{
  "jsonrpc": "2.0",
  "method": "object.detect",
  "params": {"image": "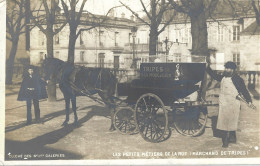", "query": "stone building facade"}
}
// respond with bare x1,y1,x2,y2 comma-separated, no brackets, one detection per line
29,12,259,71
